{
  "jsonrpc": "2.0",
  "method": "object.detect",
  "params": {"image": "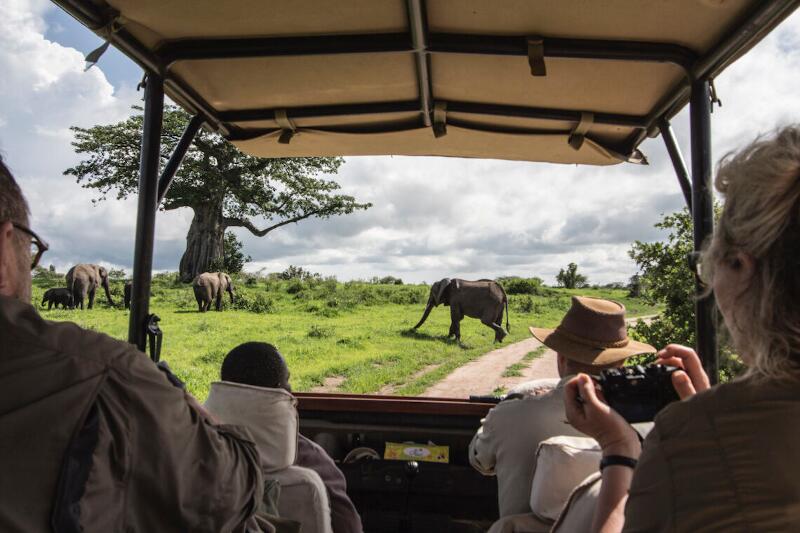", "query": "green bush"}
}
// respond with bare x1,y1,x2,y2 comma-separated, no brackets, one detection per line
514,295,535,313
230,288,274,313
286,280,304,294
503,277,544,295
308,324,334,338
